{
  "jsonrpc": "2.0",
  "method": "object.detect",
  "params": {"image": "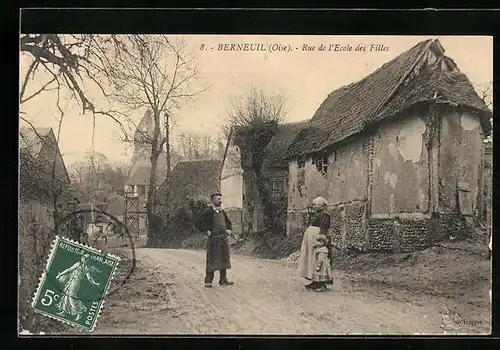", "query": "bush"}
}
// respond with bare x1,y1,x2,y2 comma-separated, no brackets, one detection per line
180,234,209,250
159,198,209,247
251,230,303,259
